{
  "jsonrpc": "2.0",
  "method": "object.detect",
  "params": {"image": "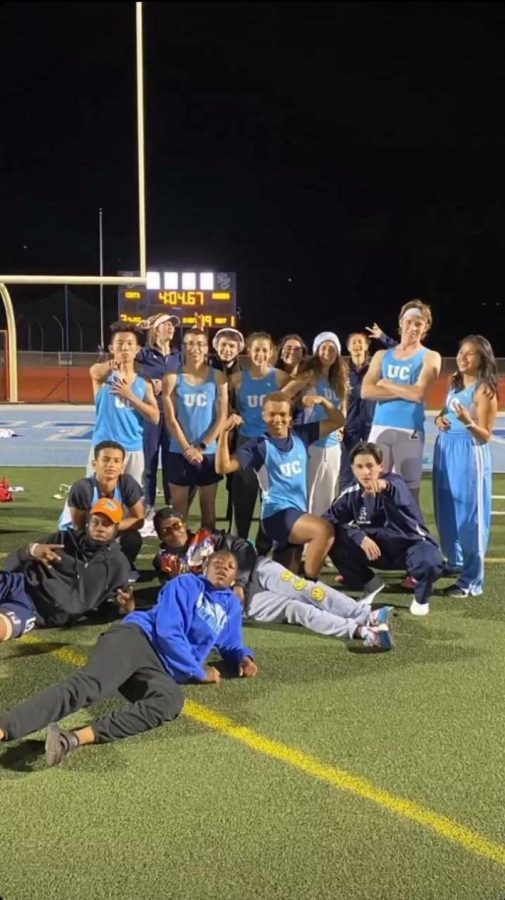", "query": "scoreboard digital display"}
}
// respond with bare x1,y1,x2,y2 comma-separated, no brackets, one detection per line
118,271,237,329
